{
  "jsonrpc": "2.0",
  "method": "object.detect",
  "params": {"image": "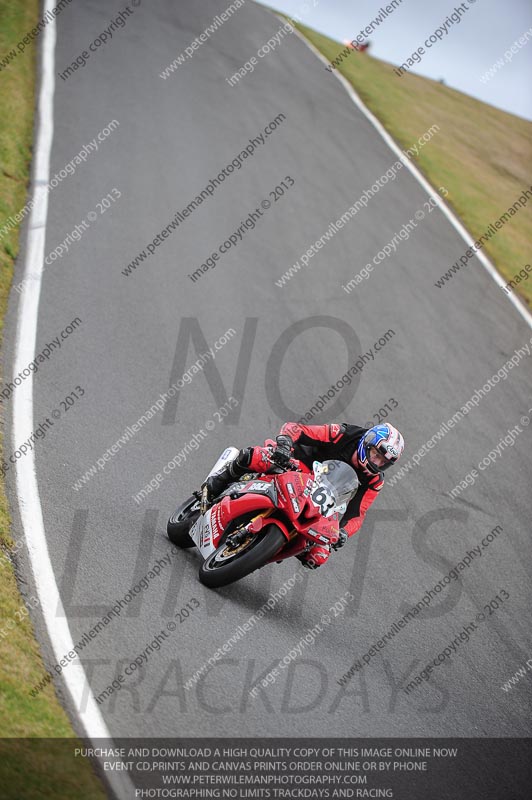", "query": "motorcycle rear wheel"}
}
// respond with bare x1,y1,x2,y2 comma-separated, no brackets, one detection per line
199,524,286,588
